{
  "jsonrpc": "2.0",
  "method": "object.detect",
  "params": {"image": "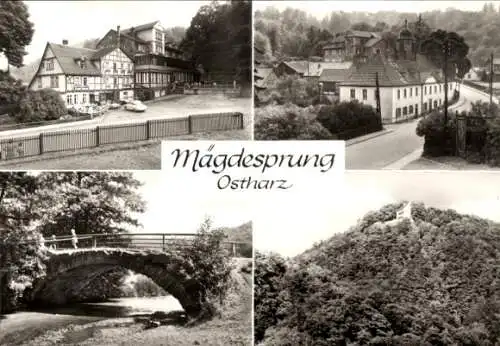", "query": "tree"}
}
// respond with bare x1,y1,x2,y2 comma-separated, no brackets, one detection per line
421,29,470,80
254,111,333,140
180,1,251,90
0,71,26,115
15,88,67,123
34,172,146,239
0,1,35,68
